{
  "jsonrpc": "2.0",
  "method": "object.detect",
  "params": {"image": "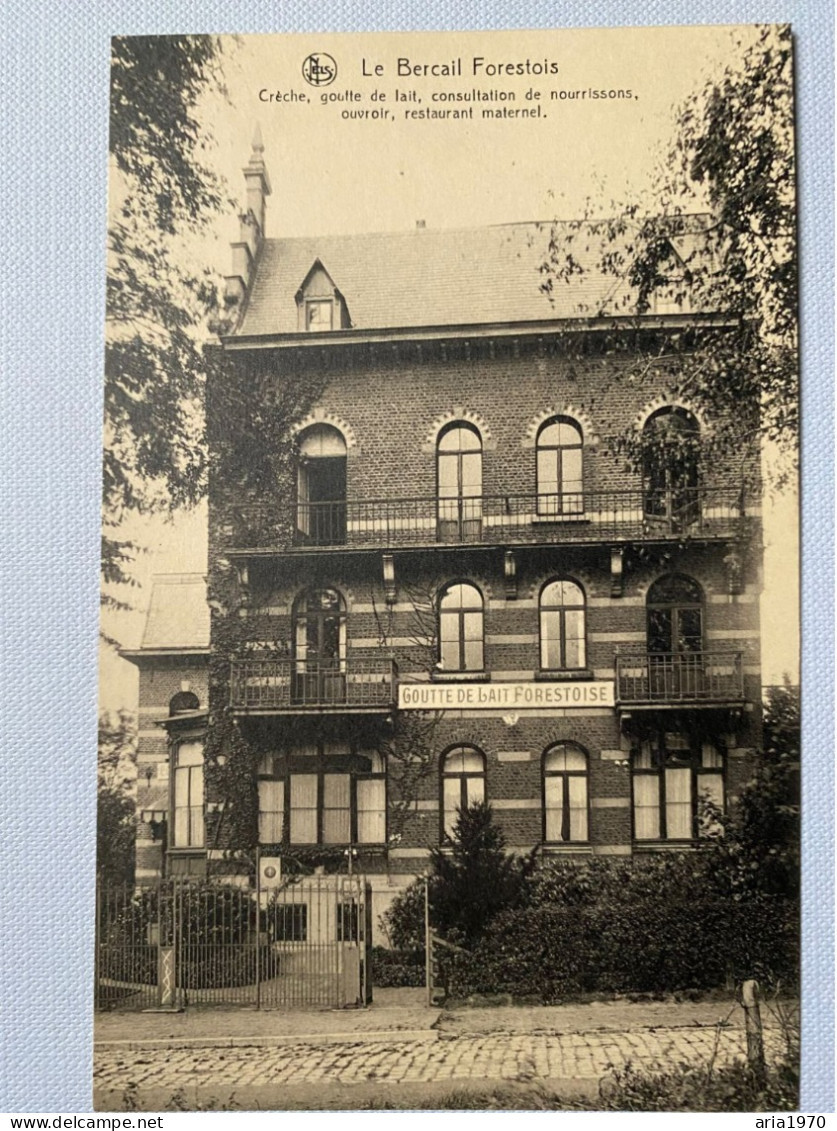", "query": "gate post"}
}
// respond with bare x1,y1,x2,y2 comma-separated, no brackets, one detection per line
255,847,261,1011
157,879,177,1008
